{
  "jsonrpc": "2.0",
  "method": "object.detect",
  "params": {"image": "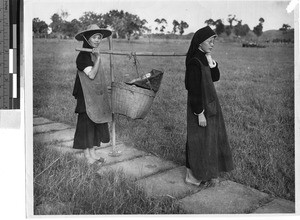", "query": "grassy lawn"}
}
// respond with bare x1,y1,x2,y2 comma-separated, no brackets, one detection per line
34,143,185,214
33,38,294,202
